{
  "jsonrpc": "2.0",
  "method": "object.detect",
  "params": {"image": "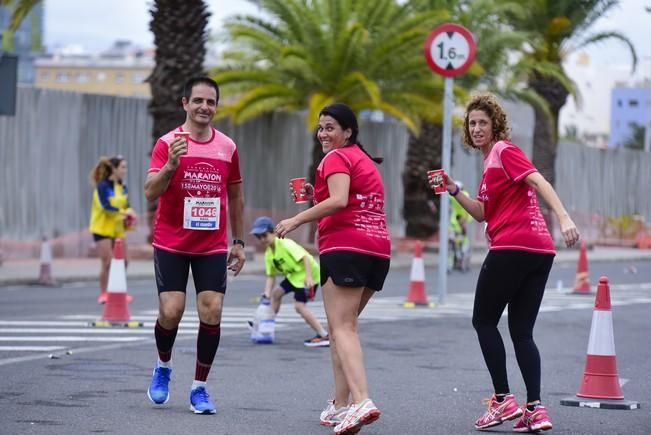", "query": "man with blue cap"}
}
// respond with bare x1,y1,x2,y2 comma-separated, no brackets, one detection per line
250,216,329,346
